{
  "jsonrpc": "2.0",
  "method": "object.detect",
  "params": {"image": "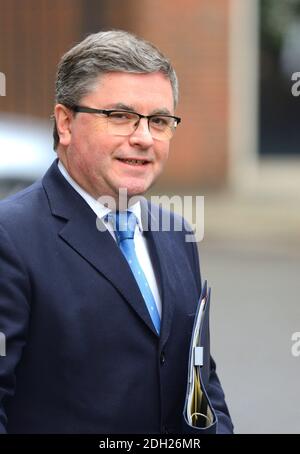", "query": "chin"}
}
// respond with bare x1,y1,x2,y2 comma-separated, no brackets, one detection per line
120,178,153,197
126,186,149,198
